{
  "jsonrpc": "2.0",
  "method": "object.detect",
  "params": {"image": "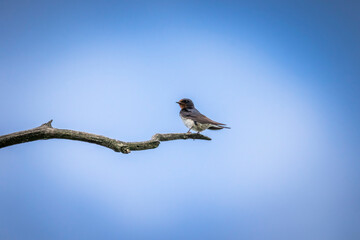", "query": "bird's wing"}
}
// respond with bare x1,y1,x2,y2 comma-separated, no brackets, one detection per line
182,109,227,126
